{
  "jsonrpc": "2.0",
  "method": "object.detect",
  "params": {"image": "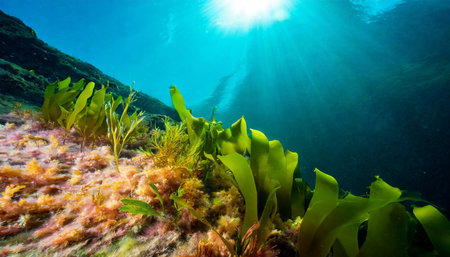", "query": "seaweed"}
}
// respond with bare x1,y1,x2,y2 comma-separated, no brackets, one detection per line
105,86,144,174
42,76,145,170
170,87,298,219
171,86,301,253
30,80,450,256
216,117,250,156
170,85,250,157
142,118,202,169
170,192,237,255
57,81,95,149
218,153,259,233
169,86,450,257
248,129,299,220
296,170,450,257
120,182,165,216
41,78,116,150
413,205,450,256
57,81,95,133
75,85,112,147
41,77,85,124
296,171,409,257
